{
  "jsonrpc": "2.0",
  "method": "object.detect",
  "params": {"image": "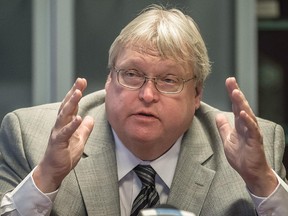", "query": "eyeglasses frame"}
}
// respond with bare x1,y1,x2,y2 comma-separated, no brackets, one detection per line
112,67,197,94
